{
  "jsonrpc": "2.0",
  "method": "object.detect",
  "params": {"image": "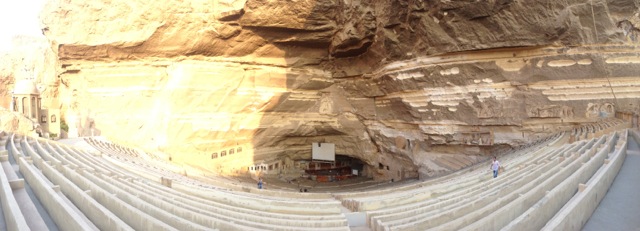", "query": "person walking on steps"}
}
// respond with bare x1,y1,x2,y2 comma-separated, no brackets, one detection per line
491,156,500,178
258,178,263,189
